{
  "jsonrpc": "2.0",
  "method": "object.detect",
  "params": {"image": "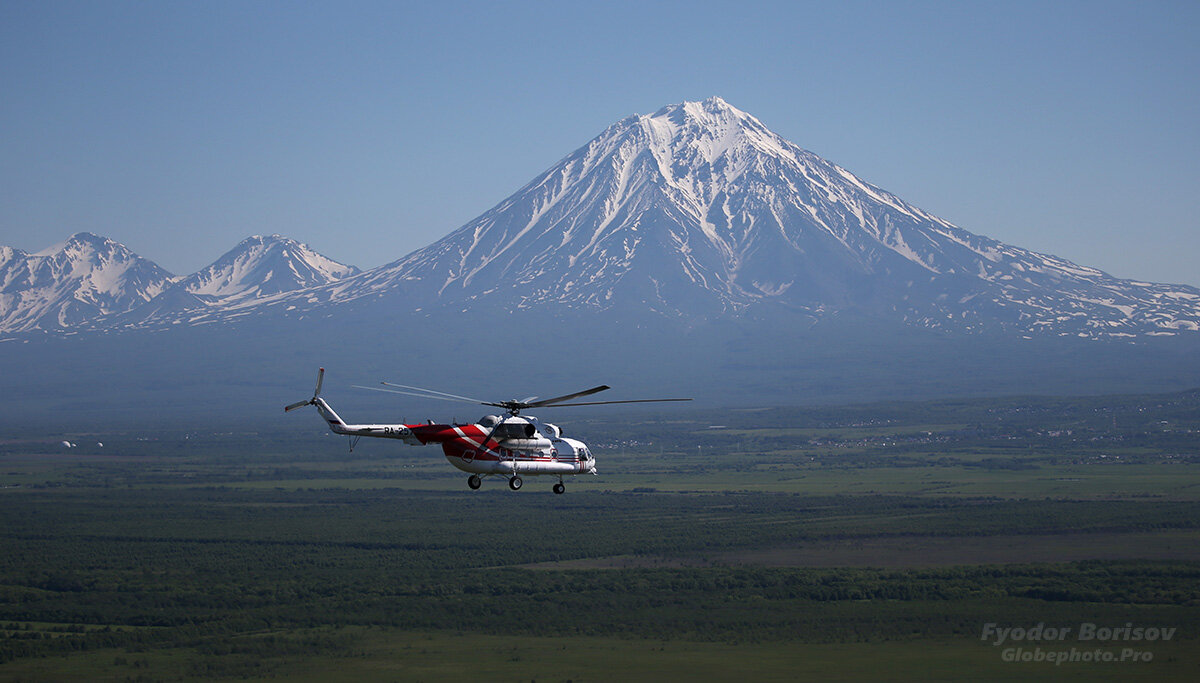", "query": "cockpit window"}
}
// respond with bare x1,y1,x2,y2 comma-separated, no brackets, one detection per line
495,422,536,439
